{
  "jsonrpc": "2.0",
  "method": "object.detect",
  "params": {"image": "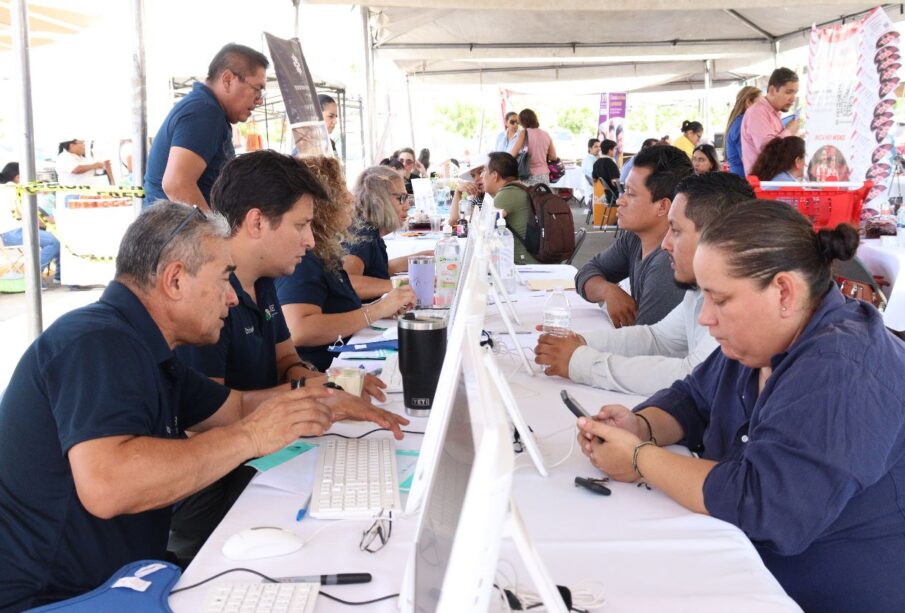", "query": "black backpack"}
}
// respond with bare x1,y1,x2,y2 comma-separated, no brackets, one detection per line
506,183,575,264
